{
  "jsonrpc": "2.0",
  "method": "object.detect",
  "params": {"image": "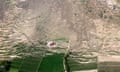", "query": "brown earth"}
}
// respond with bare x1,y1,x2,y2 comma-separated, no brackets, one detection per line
1,0,120,61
